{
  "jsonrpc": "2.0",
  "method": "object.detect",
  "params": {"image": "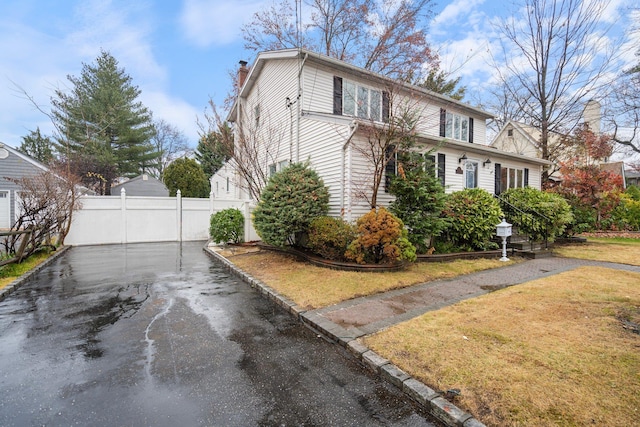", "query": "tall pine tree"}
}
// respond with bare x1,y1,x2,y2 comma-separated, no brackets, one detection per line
51,50,158,193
